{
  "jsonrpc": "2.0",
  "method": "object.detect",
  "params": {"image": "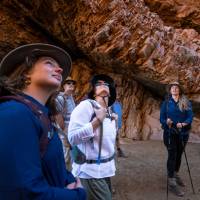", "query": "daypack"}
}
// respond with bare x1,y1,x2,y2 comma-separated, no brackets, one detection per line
0,95,52,158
